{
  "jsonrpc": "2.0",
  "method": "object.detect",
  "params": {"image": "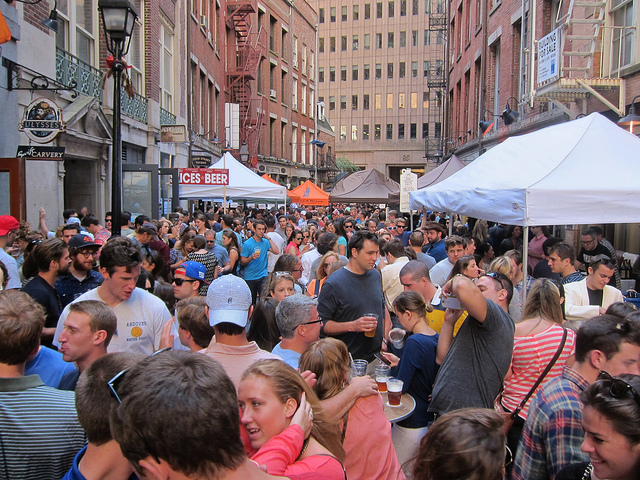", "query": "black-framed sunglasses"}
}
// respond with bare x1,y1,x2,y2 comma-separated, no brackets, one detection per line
105,218,112,223
173,278,197,286
299,319,323,326
108,347,172,463
598,371,640,406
